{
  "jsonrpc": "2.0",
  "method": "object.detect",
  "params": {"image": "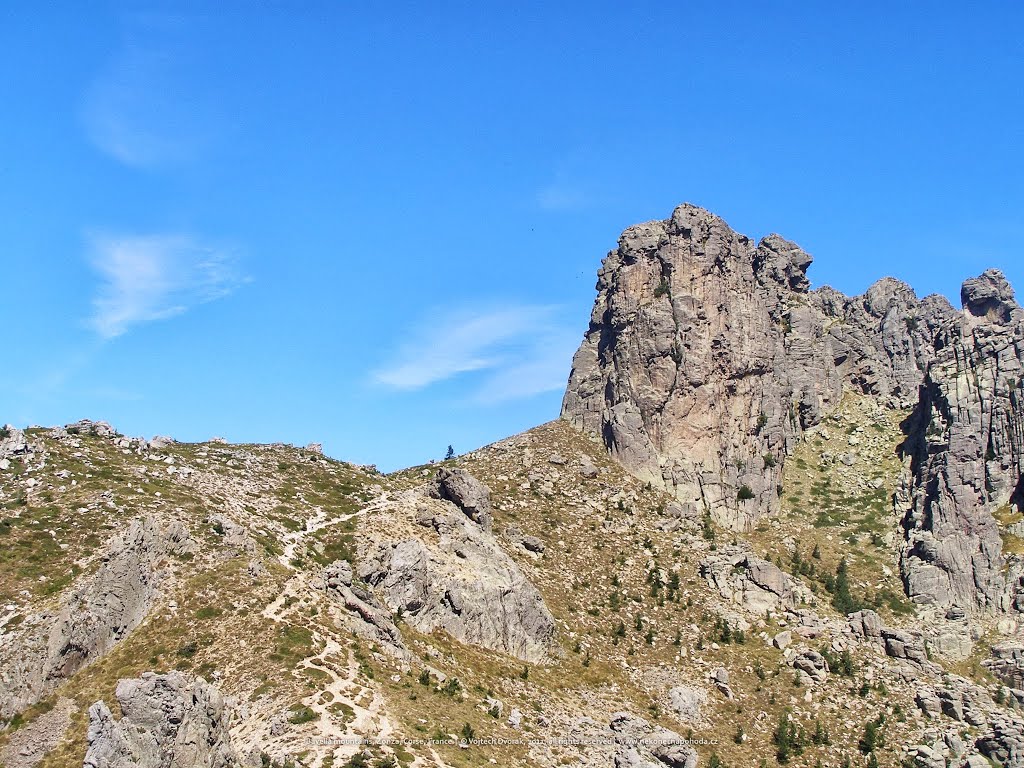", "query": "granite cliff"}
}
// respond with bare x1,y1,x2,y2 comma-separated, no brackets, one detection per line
562,203,1024,615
